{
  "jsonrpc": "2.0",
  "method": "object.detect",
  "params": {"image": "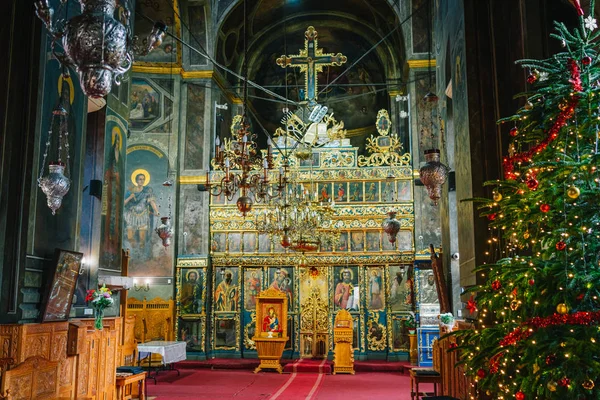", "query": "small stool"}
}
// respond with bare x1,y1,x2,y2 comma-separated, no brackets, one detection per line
116,371,146,400
409,368,442,400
